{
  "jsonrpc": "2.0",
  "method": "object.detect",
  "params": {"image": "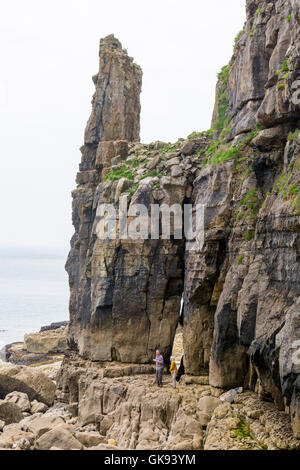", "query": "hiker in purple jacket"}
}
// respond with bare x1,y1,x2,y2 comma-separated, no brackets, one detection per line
154,350,164,387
